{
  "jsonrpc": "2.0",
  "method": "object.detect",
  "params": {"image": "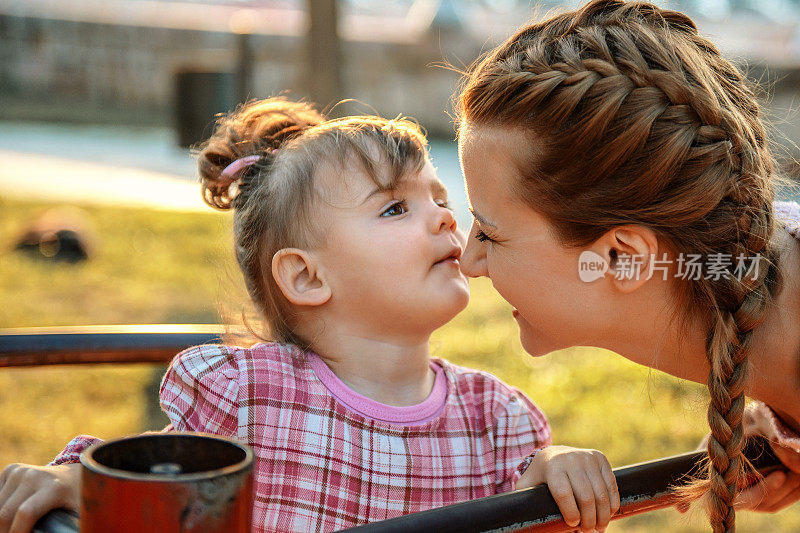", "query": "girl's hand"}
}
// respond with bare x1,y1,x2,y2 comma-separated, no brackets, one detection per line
0,463,81,533
517,445,620,532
